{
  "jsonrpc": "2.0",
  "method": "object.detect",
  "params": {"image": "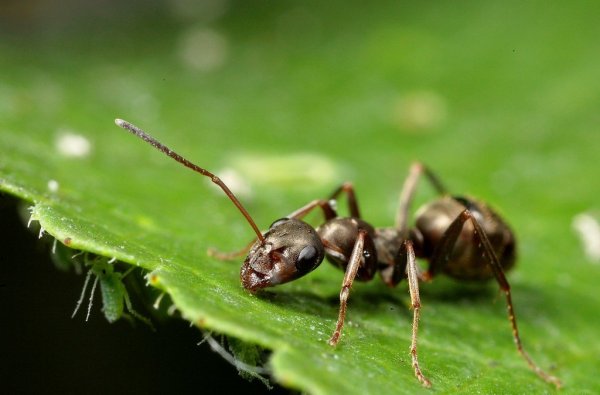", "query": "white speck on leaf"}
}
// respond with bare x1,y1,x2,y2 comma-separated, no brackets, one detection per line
572,212,600,262
47,179,59,193
56,132,91,158
177,28,228,72
391,90,447,132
